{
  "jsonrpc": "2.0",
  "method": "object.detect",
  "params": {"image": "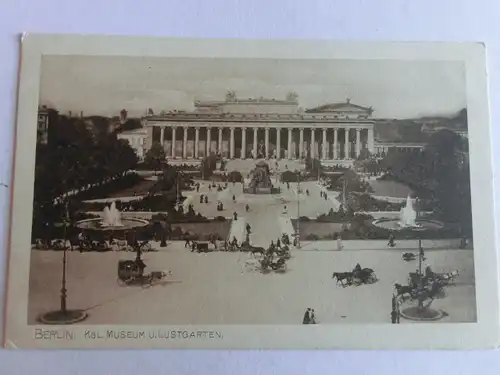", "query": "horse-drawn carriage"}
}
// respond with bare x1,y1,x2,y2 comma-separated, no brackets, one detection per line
117,260,171,287
332,264,378,287
260,253,287,272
